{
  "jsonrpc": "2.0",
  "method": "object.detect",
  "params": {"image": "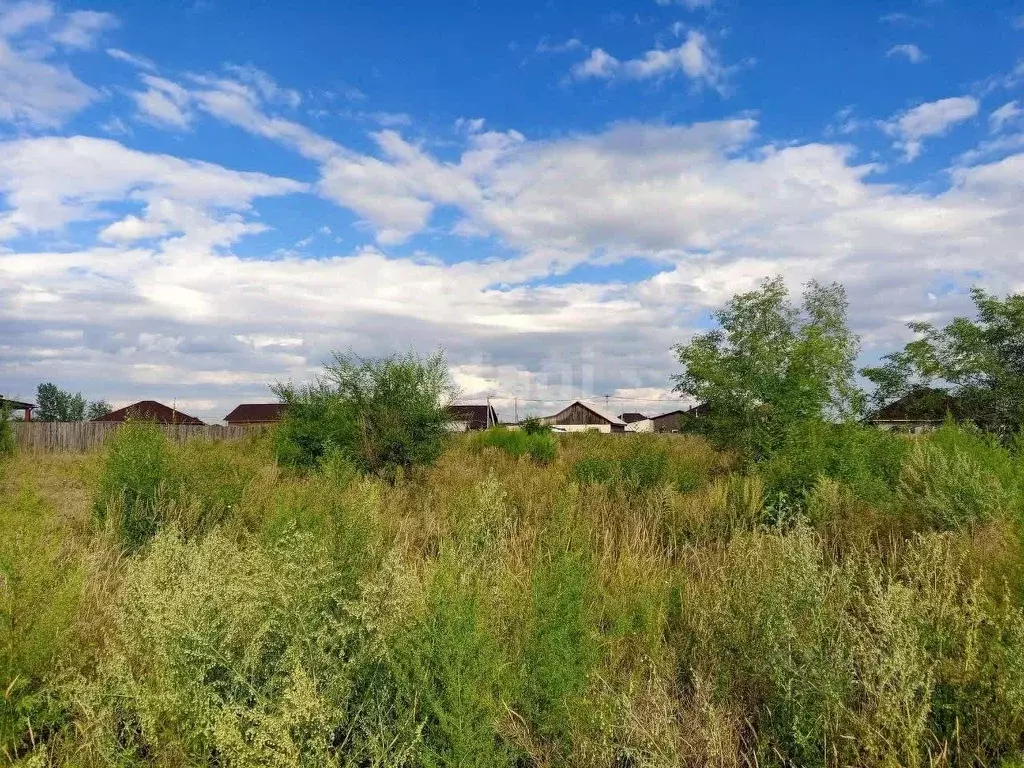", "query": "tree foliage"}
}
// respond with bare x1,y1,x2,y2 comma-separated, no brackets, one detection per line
672,277,862,458
35,383,110,422
36,383,86,422
861,287,1024,434
85,399,113,420
273,349,456,478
